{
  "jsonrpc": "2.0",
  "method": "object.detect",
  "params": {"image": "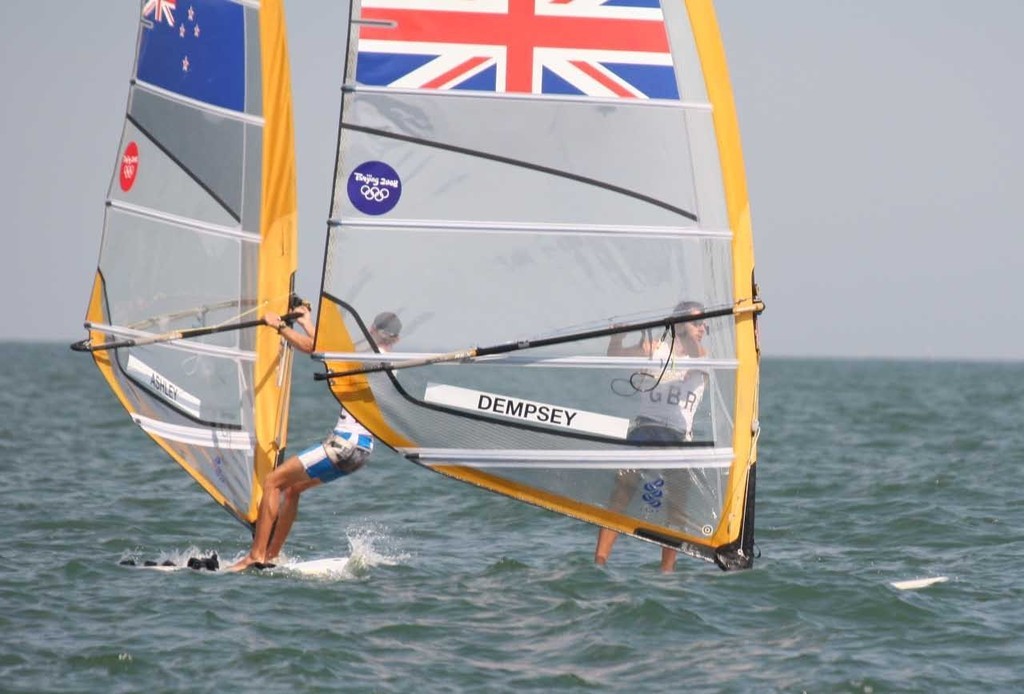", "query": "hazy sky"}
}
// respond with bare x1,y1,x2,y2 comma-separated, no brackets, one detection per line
3,1,1022,360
